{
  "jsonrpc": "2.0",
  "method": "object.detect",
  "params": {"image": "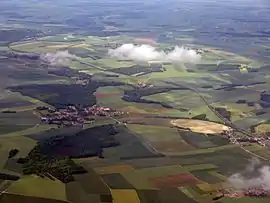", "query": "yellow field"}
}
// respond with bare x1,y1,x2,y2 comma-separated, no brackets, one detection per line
197,182,224,192
10,41,40,48
46,44,70,49
71,43,89,48
94,165,134,175
0,136,36,169
171,119,230,134
255,123,270,133
111,189,140,203
7,175,67,201
232,56,251,63
207,49,235,56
